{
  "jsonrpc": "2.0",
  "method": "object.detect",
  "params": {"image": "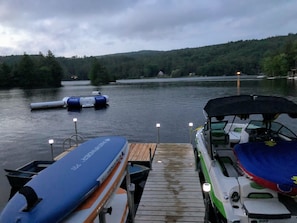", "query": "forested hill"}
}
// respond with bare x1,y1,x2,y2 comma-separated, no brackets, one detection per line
61,33,297,80
96,33,297,80
1,33,297,87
